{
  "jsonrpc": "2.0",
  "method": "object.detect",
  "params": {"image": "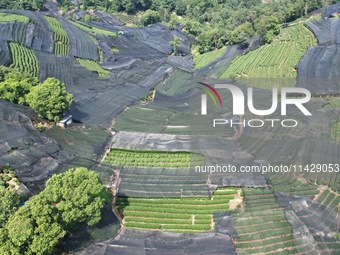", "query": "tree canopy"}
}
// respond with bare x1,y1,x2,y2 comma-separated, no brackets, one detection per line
26,78,74,122
0,0,47,10
0,67,39,105
0,188,20,229
54,0,329,52
0,67,73,122
0,168,109,255
170,36,181,55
